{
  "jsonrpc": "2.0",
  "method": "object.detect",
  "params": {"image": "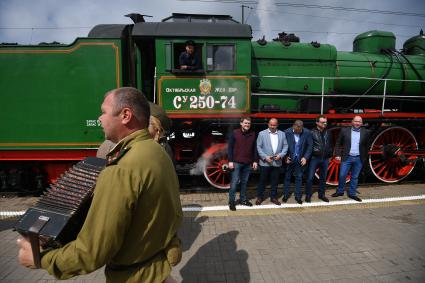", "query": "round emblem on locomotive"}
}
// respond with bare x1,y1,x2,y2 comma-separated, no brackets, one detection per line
199,79,212,95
